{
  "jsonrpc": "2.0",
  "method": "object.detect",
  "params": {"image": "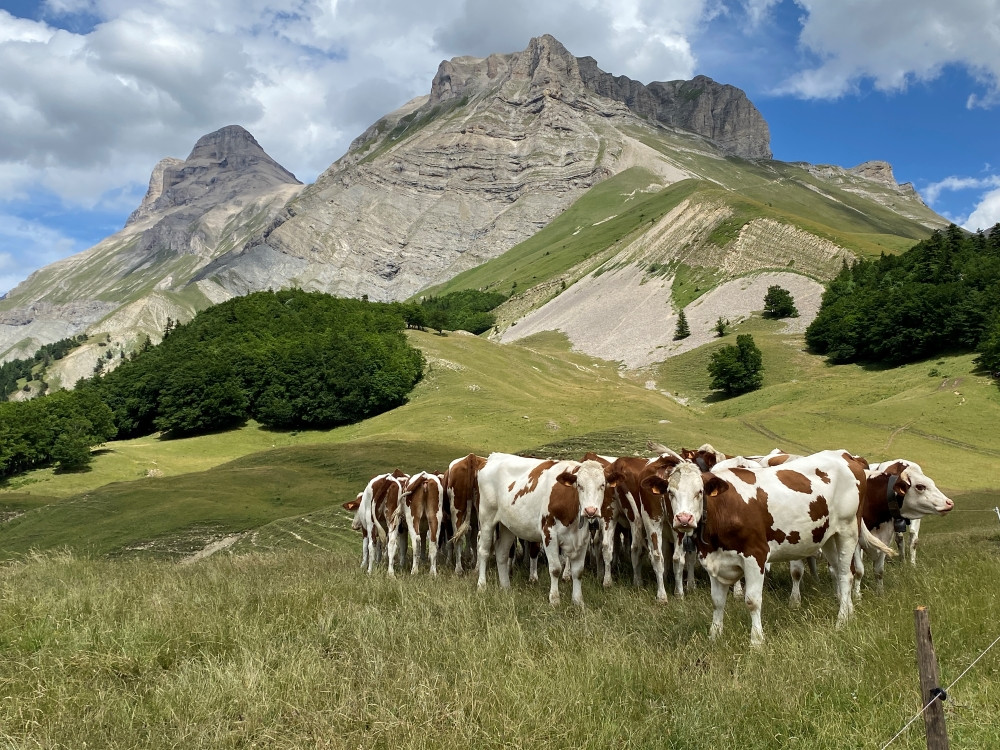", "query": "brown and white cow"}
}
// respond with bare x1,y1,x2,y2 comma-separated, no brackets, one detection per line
401,471,446,576
343,491,368,569
443,453,488,574
644,450,896,646
854,459,953,593
354,470,409,576
476,453,616,606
